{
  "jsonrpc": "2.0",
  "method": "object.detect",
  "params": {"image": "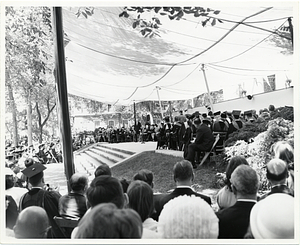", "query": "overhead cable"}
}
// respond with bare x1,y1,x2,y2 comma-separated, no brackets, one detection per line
123,7,273,100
